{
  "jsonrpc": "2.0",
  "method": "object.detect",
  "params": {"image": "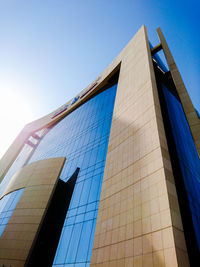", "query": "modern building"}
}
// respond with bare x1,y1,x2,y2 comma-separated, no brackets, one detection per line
0,26,199,267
